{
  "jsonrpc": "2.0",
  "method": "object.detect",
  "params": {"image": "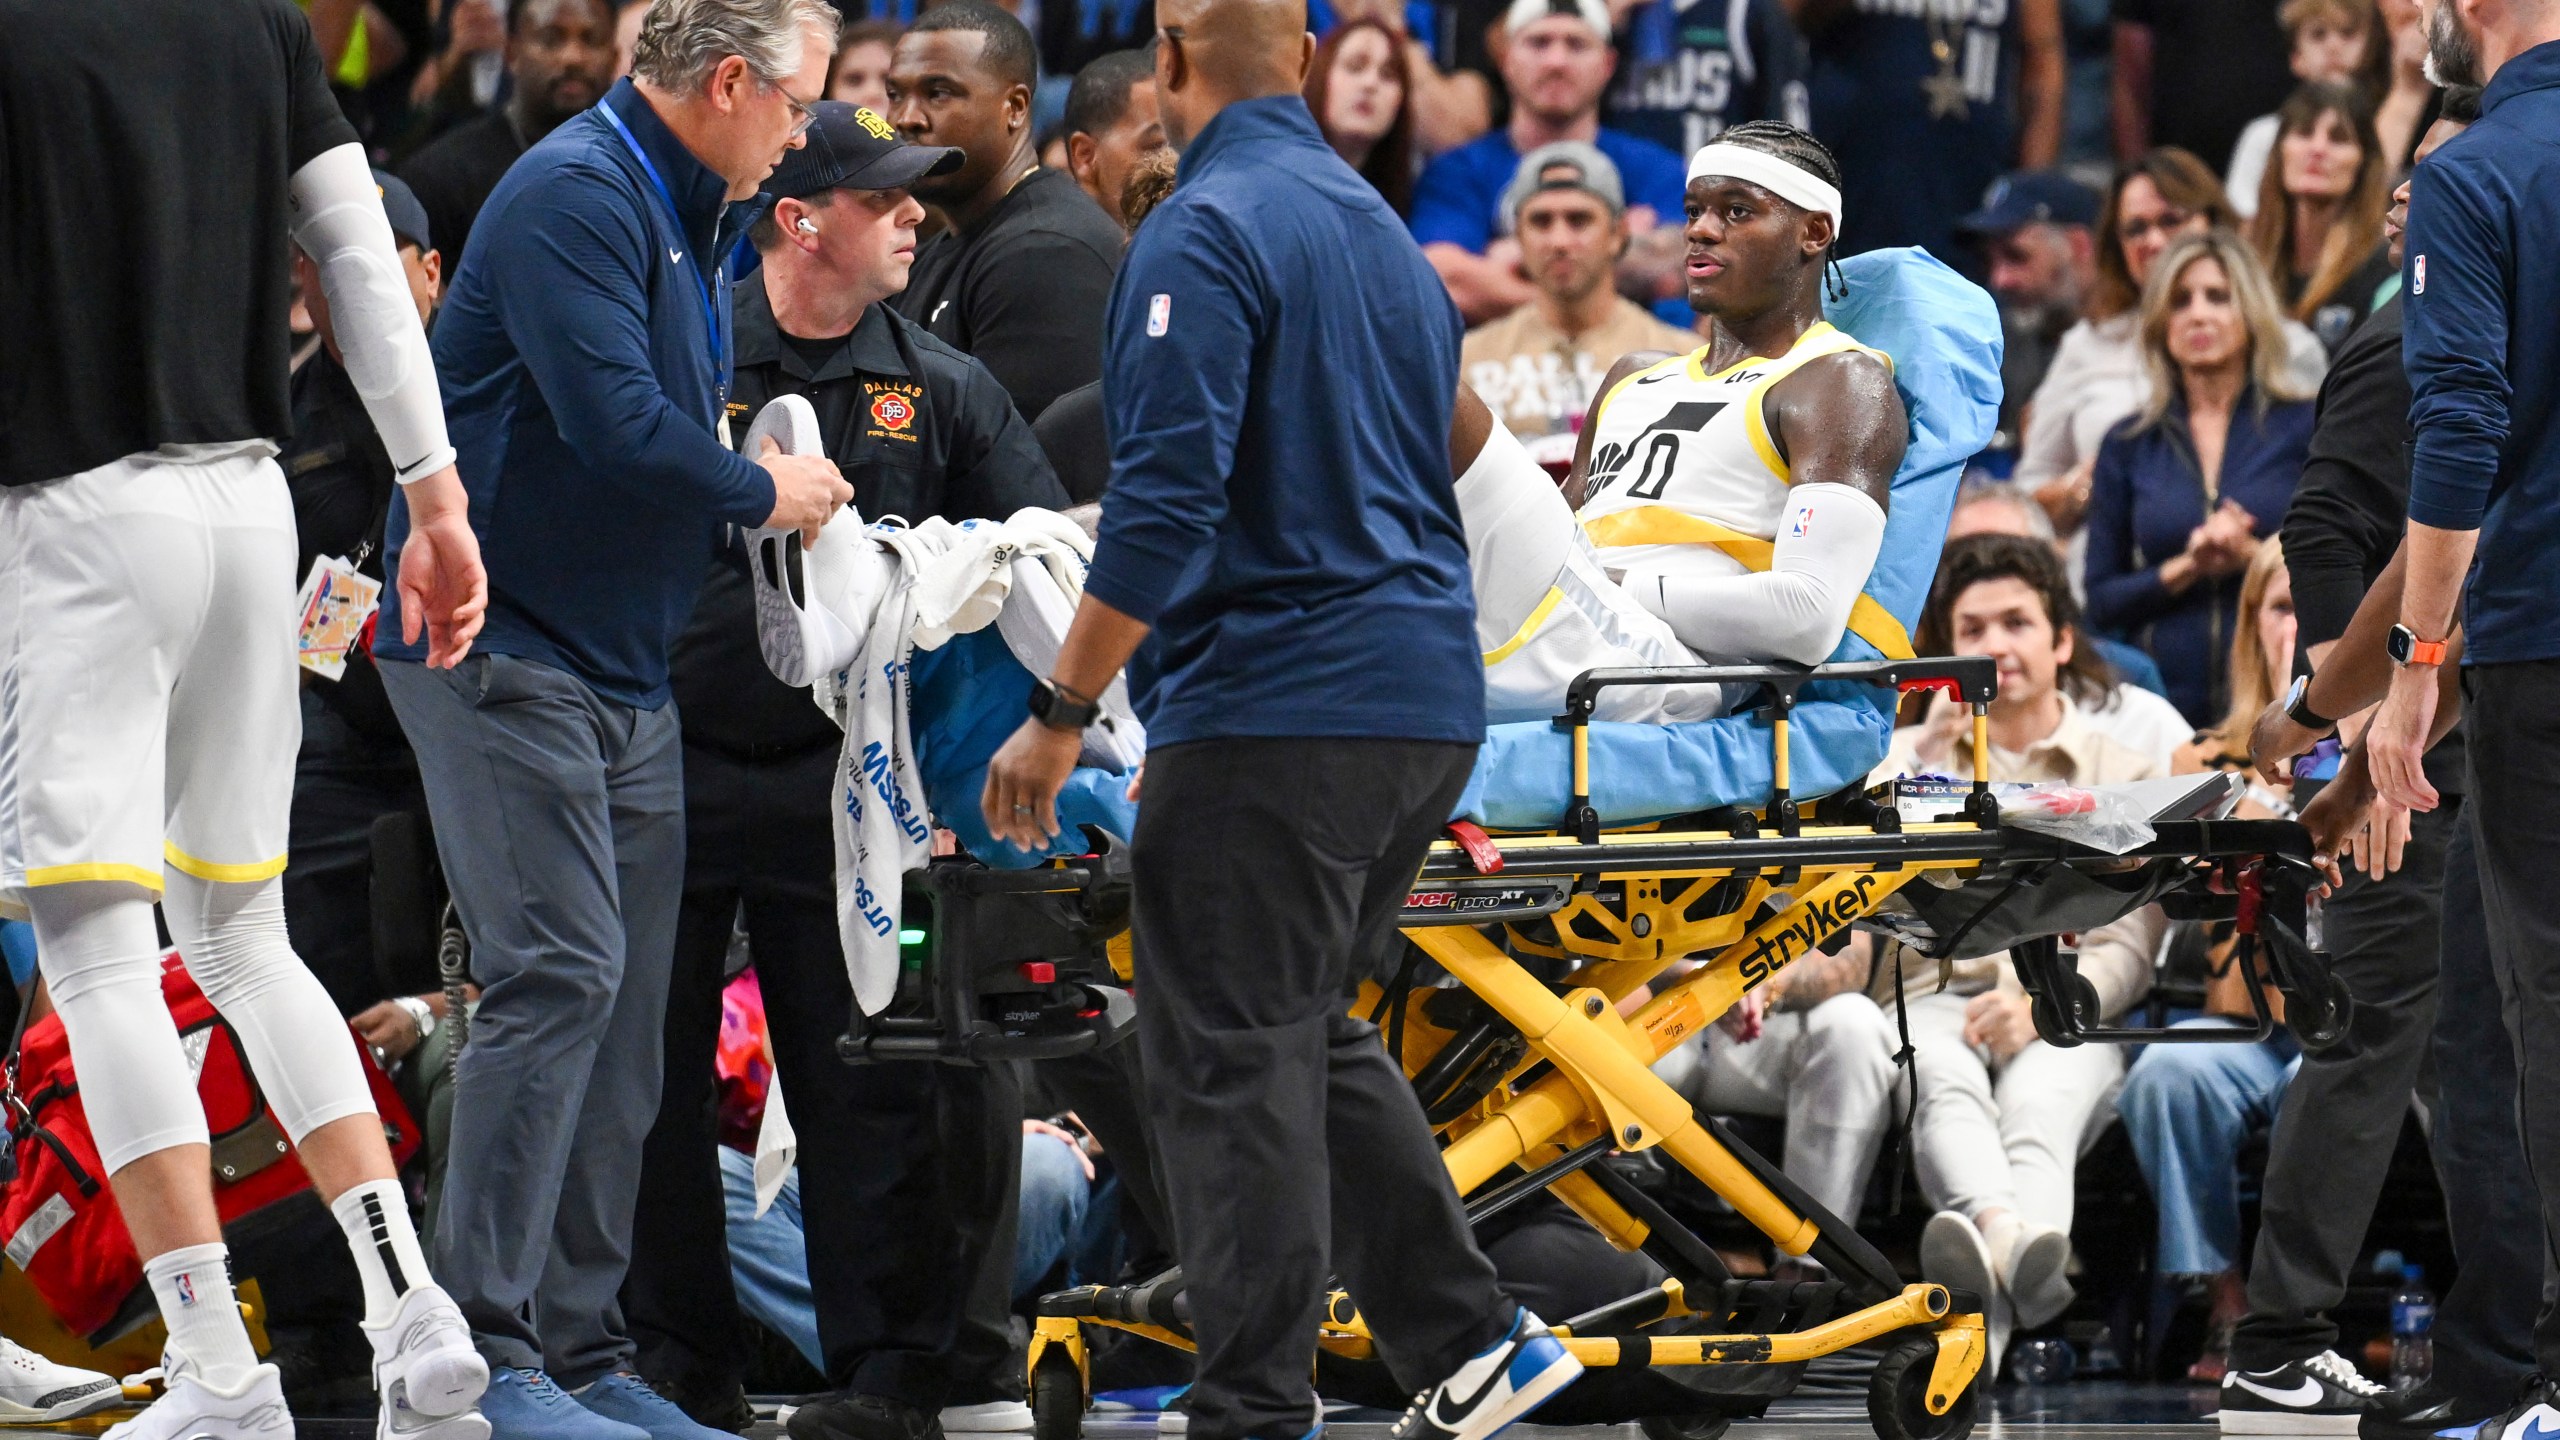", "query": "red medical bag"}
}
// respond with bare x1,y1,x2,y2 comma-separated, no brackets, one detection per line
0,952,419,1338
